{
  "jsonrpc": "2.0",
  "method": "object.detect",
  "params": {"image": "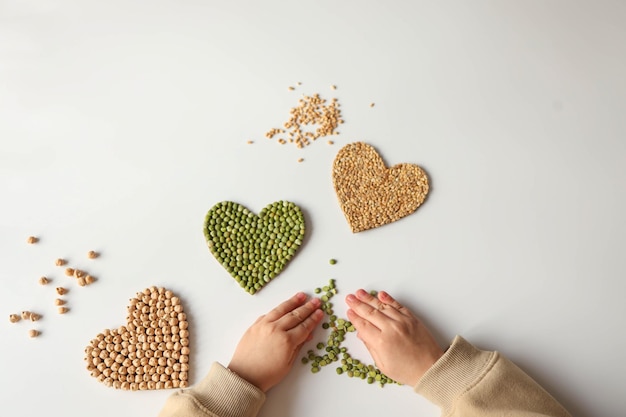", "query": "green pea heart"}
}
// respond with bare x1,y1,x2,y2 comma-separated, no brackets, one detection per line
203,201,306,295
